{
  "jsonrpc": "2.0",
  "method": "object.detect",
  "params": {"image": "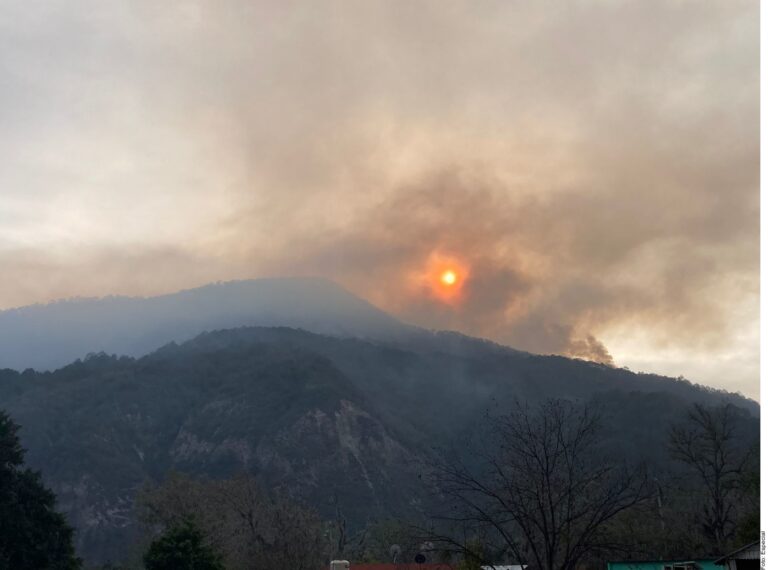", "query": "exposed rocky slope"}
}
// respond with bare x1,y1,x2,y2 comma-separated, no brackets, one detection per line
0,326,758,564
